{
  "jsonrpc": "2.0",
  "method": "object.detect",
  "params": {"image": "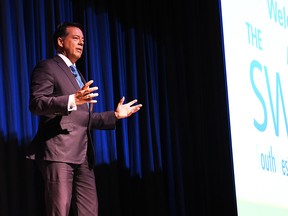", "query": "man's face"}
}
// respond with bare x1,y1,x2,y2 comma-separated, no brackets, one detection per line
58,26,84,63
